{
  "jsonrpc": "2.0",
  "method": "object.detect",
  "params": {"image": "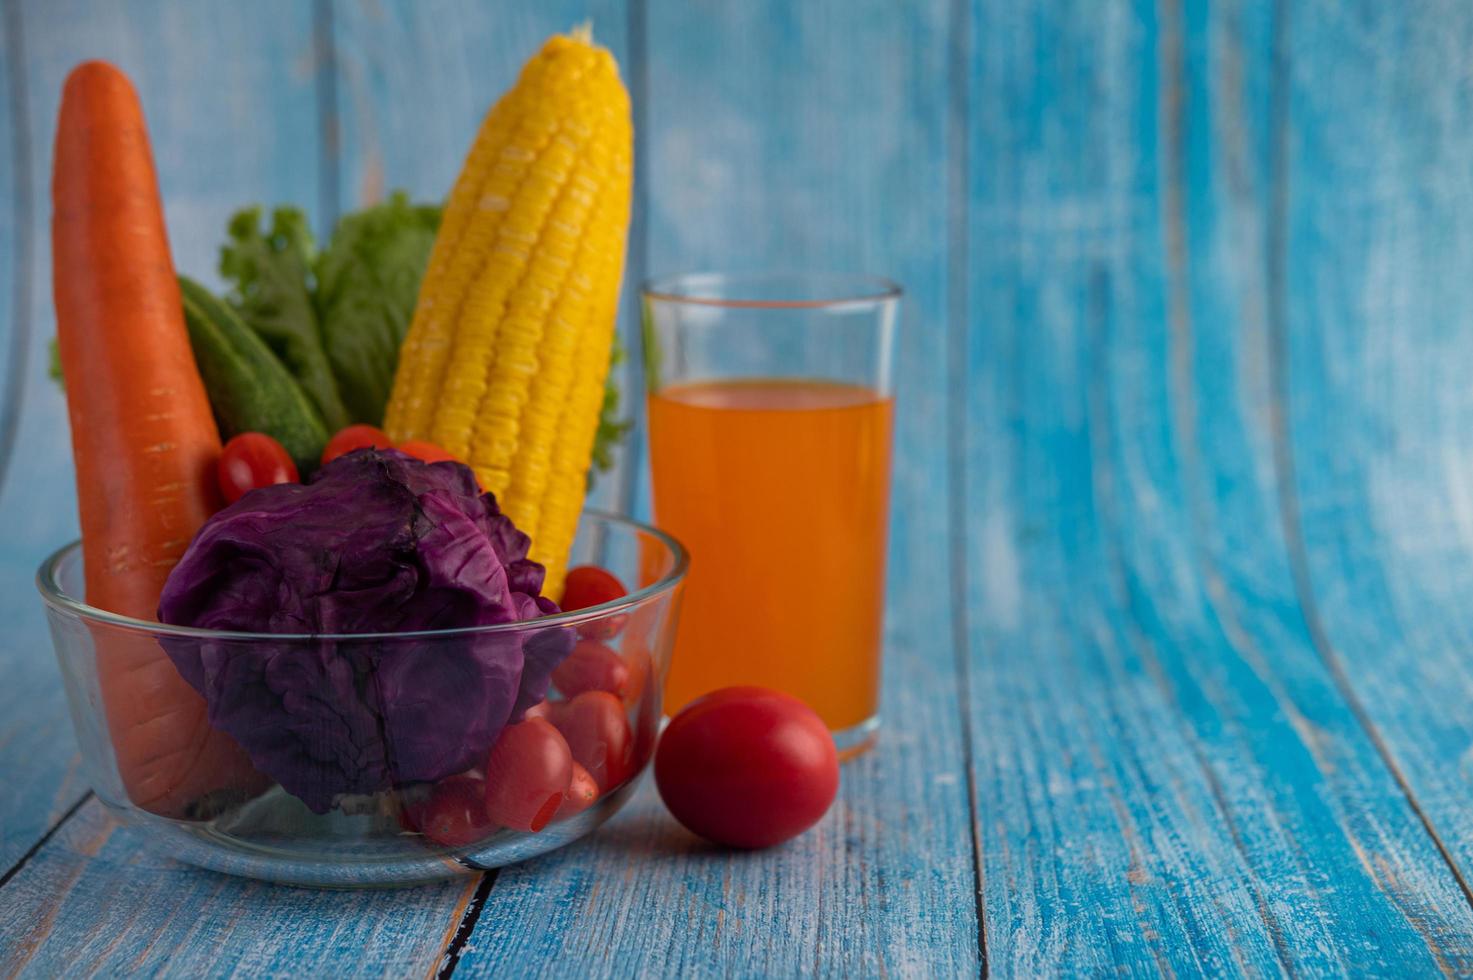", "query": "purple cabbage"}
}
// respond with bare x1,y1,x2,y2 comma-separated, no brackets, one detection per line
158,448,572,813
